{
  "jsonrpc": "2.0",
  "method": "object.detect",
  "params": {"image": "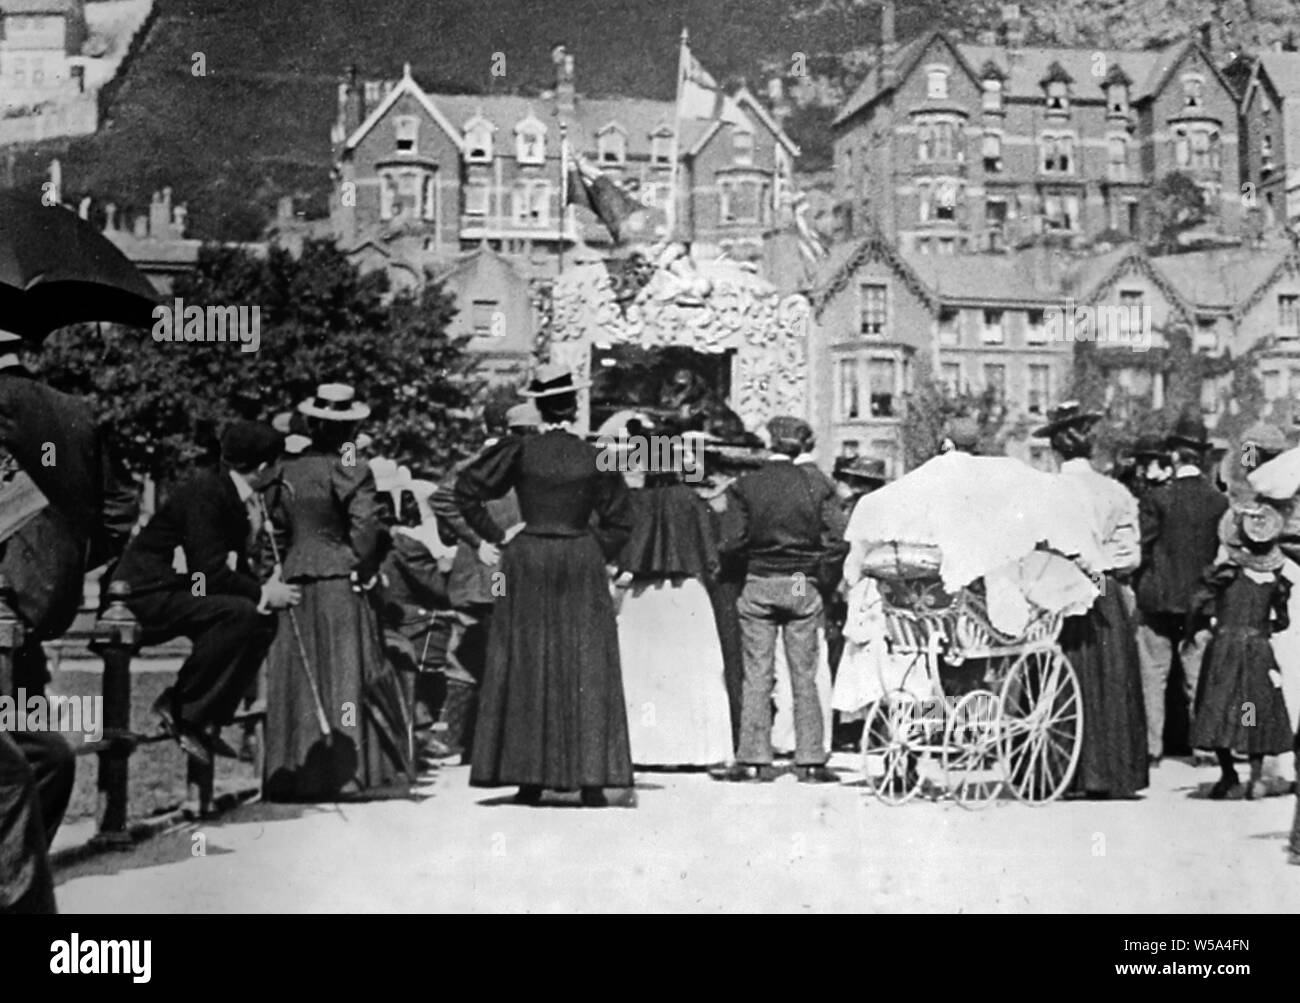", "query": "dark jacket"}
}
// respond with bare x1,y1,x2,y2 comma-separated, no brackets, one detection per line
434,439,521,608
113,466,261,603
719,458,847,579
0,367,137,637
1136,472,1229,616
